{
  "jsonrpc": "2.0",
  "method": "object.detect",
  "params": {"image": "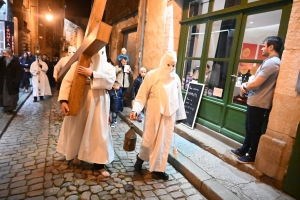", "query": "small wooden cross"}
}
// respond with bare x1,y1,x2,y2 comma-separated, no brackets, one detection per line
58,0,112,116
